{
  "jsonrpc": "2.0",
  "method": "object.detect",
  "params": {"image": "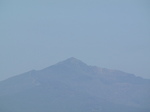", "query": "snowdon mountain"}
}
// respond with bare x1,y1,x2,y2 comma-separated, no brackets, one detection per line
0,57,150,112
